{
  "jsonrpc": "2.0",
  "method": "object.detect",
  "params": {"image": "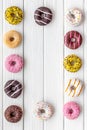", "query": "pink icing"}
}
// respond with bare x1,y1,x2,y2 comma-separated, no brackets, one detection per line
63,101,80,120
5,54,23,73
64,31,82,49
